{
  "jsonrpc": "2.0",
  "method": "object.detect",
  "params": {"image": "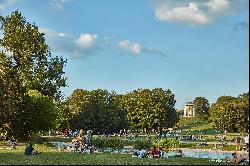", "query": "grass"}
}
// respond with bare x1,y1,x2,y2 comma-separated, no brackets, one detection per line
0,149,237,165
